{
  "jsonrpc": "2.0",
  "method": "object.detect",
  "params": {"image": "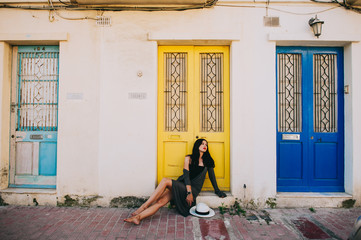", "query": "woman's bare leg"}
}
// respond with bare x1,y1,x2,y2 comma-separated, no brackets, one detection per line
131,178,172,216
125,188,172,225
